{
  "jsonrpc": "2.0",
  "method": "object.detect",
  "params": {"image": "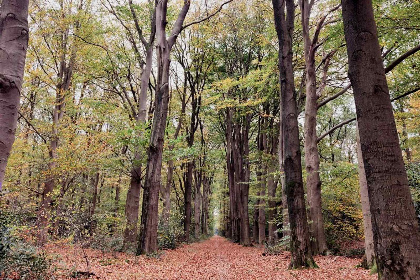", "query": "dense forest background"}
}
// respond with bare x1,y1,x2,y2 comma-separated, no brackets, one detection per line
0,0,419,278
